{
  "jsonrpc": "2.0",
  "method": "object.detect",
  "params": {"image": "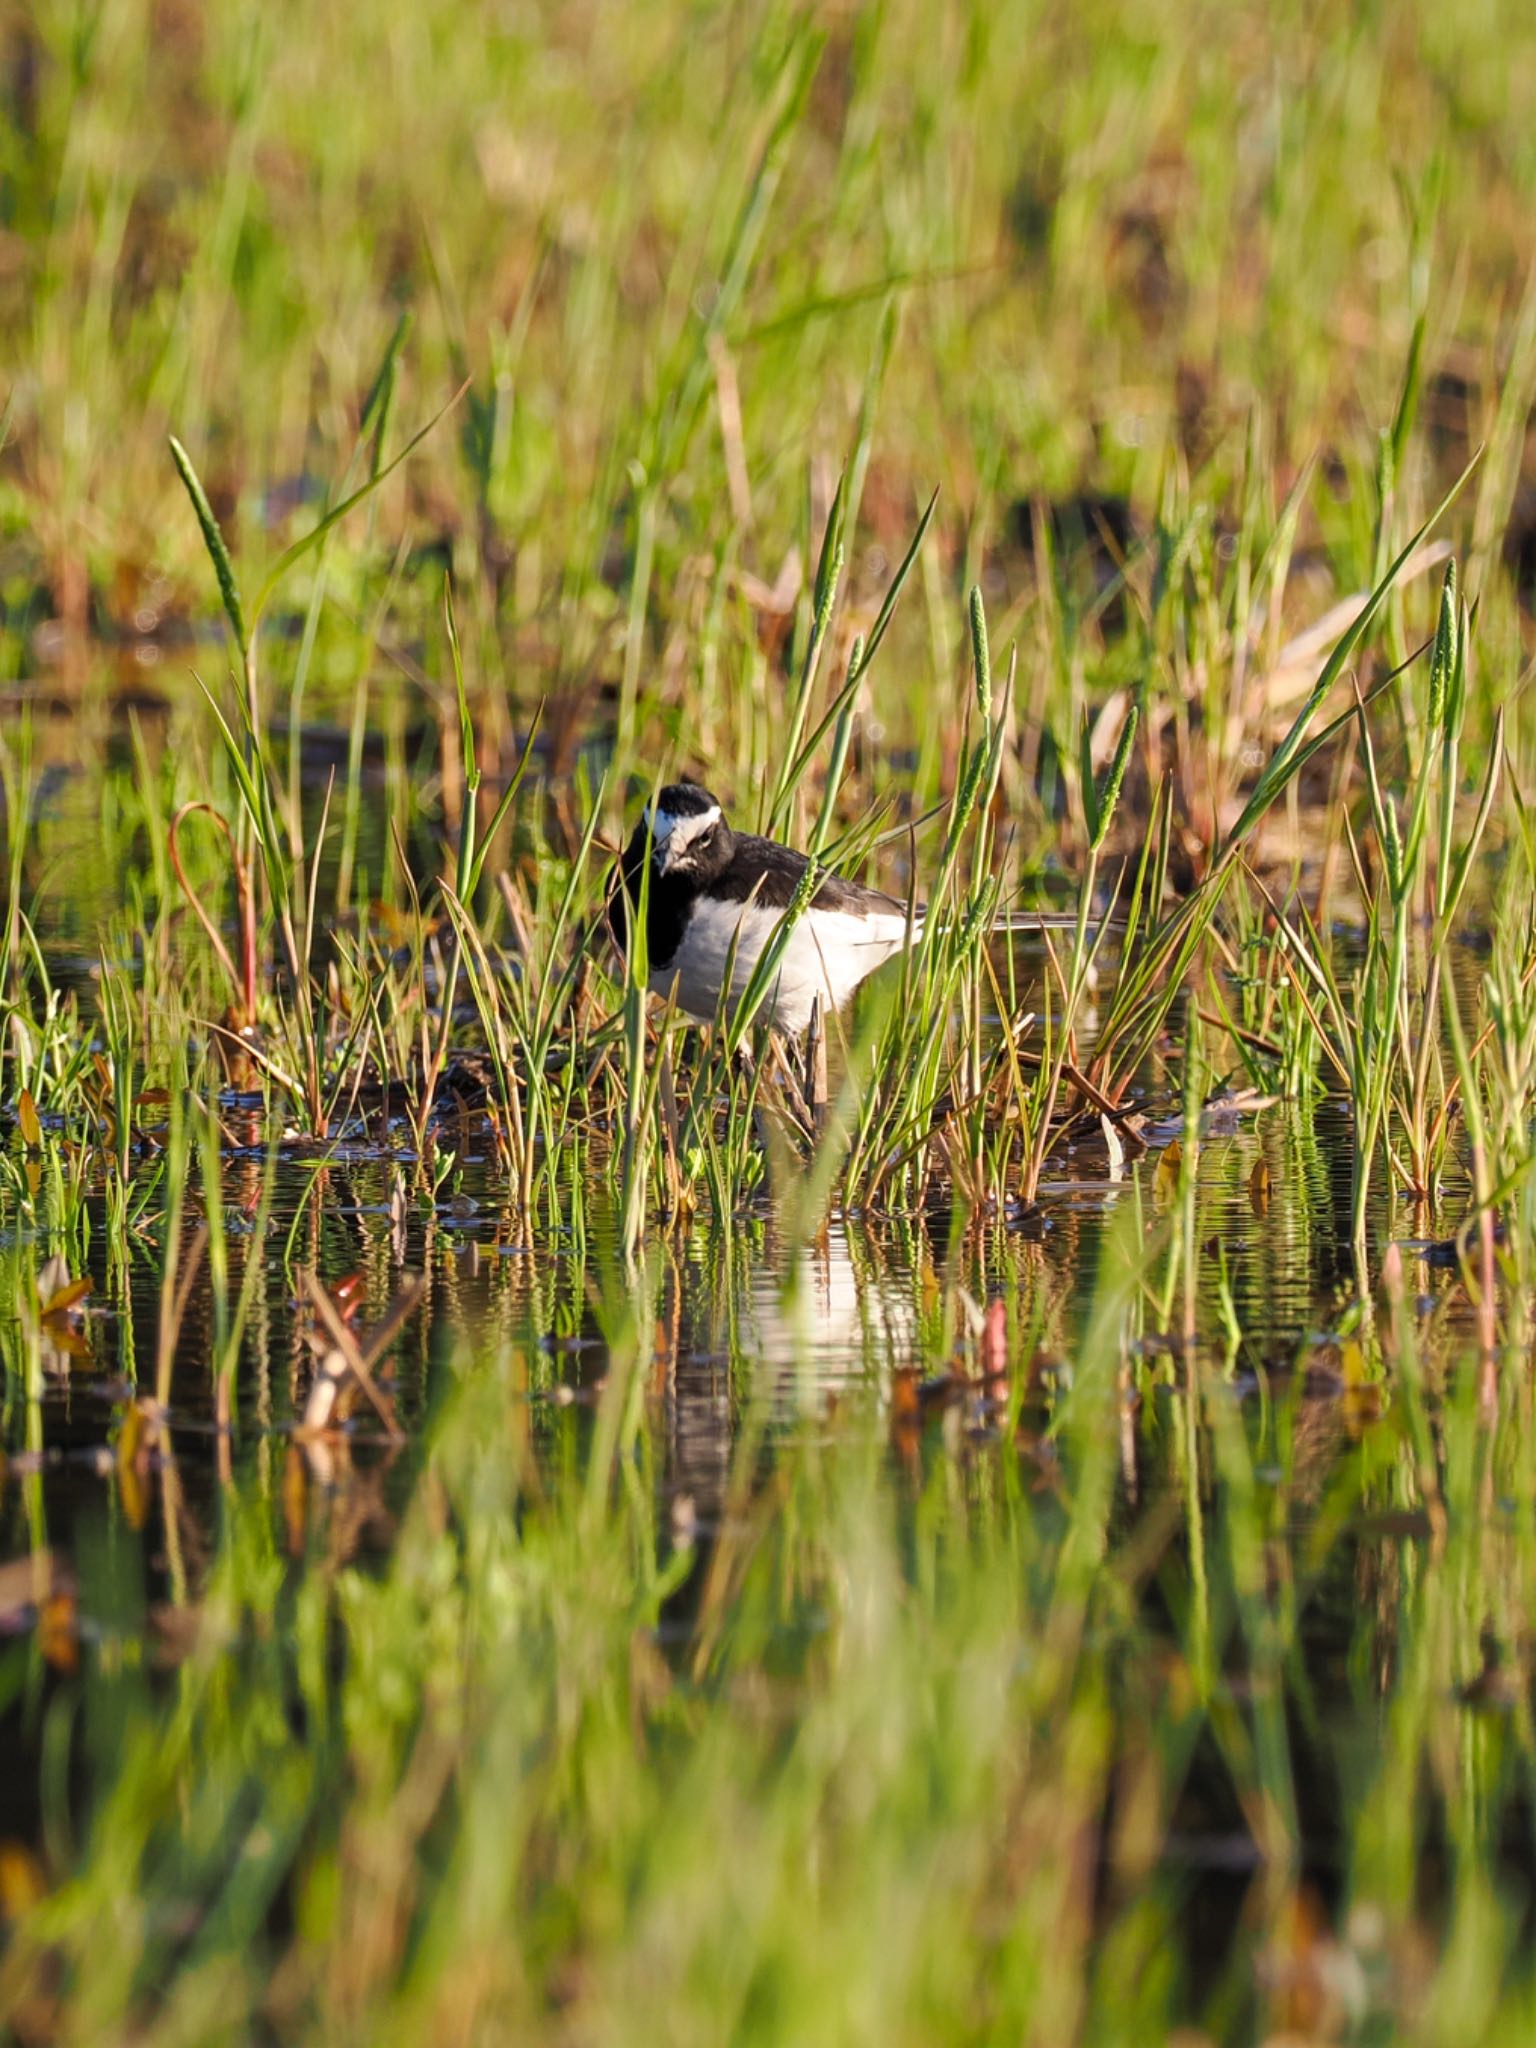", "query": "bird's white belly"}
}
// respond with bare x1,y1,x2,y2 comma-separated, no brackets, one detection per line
651,899,913,1033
